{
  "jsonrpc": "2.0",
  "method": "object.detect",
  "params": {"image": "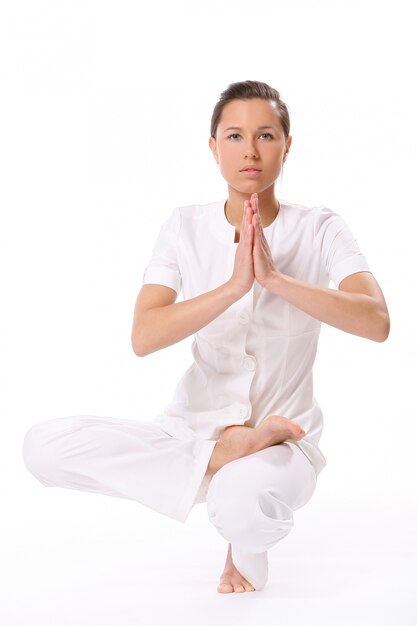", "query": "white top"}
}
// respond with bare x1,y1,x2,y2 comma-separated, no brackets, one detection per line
141,197,371,476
